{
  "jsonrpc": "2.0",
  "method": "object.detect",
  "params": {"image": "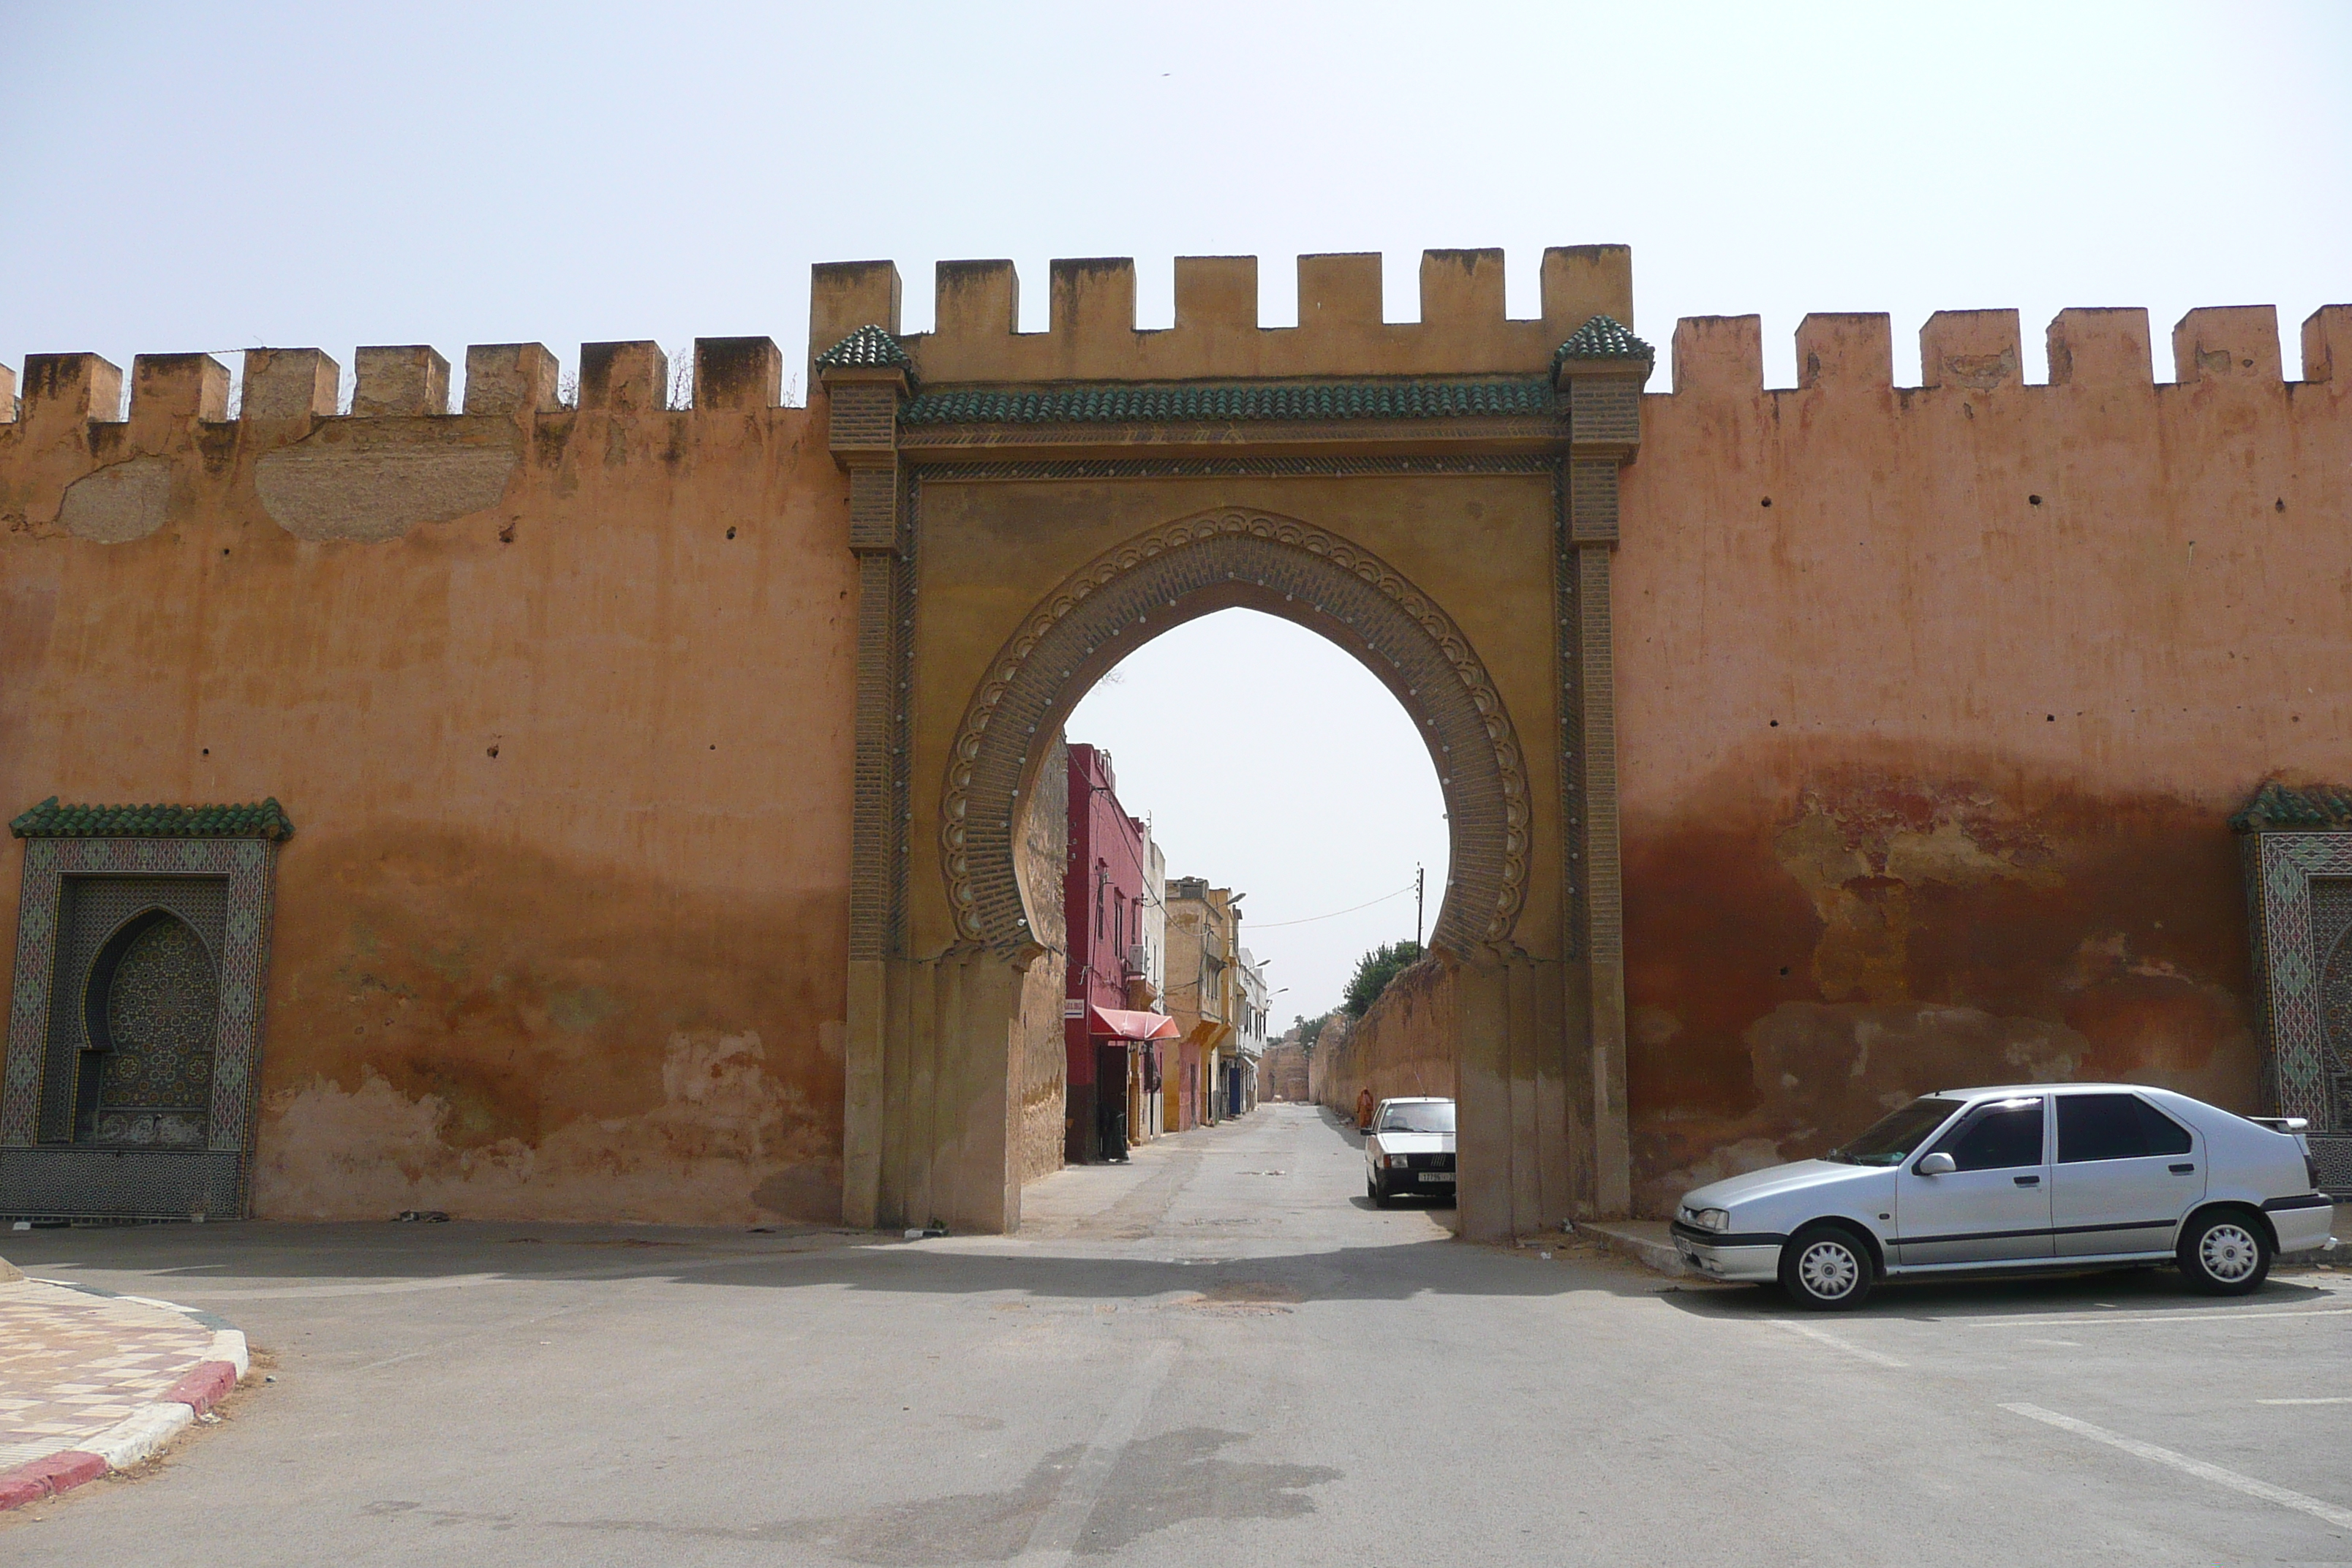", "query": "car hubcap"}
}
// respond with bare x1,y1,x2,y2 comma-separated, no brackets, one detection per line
2200,1224,2260,1281
1798,1240,1859,1299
